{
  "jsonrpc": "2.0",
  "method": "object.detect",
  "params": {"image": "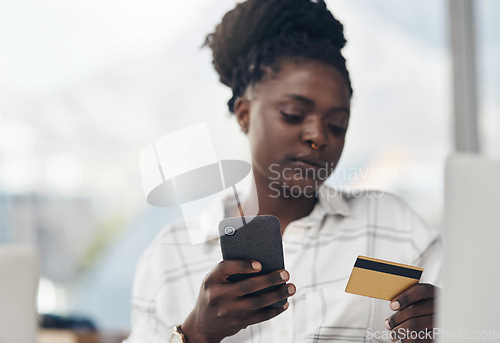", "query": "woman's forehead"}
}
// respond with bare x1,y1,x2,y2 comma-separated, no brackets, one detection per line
249,59,351,104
